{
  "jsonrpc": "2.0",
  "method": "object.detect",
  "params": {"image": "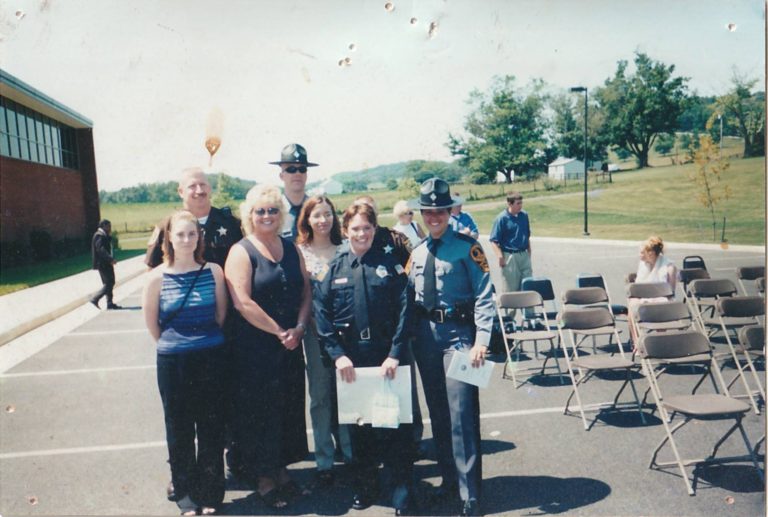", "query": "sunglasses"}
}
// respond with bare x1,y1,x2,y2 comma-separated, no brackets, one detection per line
284,166,307,174
405,211,414,215
253,207,280,216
